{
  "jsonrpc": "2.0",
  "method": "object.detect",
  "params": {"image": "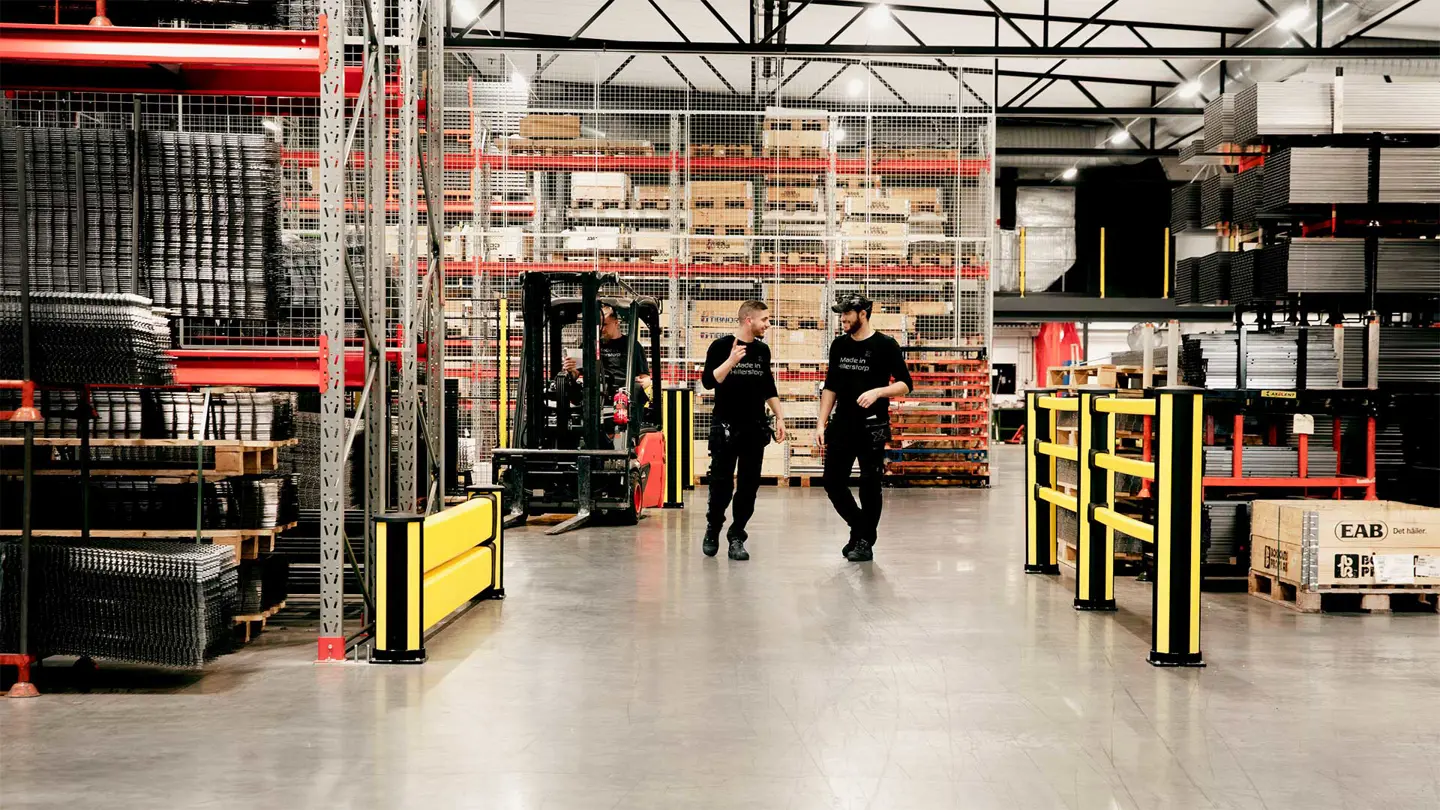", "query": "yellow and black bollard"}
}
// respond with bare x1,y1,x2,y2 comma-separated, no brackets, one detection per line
373,513,426,664
1076,386,1117,611
662,387,694,507
1150,386,1205,667
1024,388,1060,575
